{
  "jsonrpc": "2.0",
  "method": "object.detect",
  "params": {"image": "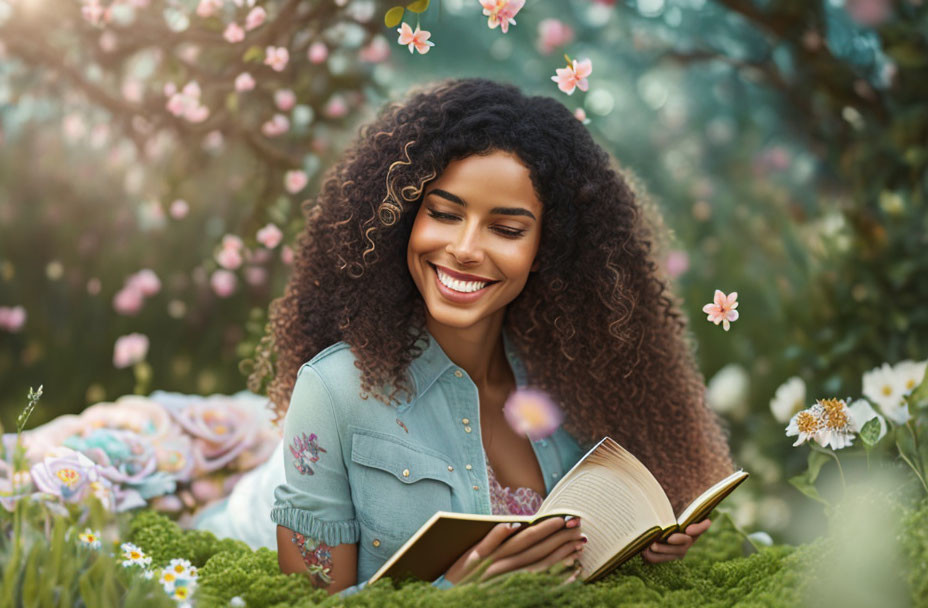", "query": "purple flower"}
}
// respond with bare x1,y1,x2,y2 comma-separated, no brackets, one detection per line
29,447,103,502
